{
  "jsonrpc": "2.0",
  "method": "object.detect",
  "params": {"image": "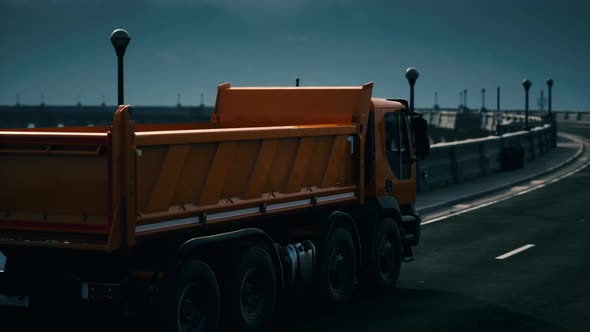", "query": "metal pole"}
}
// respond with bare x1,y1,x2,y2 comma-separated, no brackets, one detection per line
481,88,486,111
460,91,463,110
434,92,438,109
494,86,501,130
547,79,553,116
405,68,419,114
117,55,124,105
496,87,500,112
523,79,531,130
410,84,414,113
111,29,131,106
464,89,468,110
